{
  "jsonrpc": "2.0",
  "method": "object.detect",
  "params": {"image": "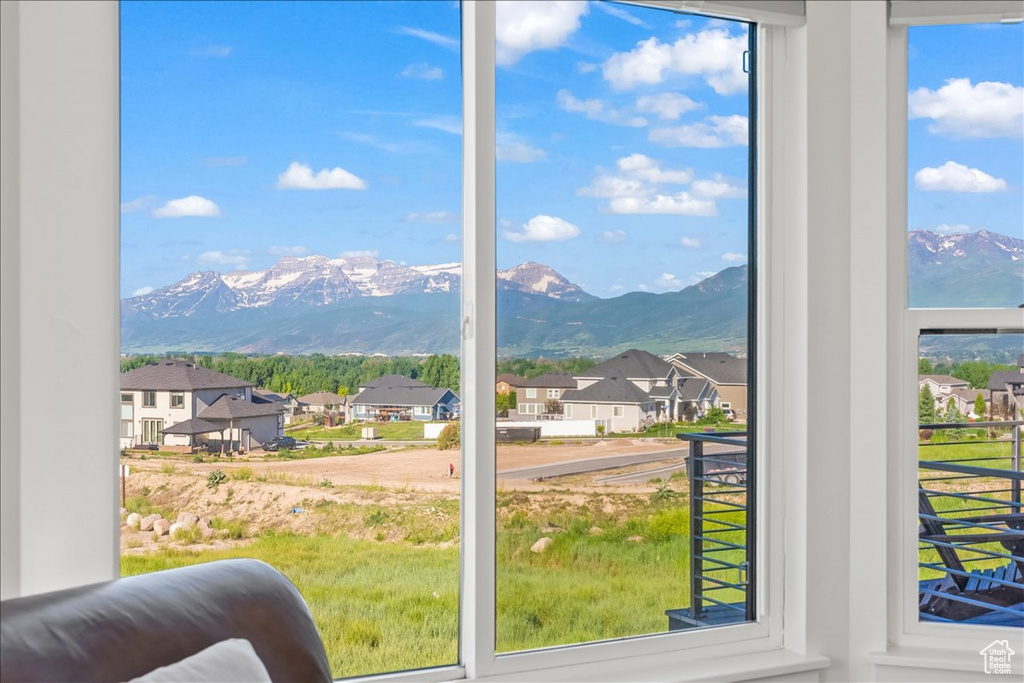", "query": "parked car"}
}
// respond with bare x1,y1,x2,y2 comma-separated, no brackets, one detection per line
263,436,296,452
